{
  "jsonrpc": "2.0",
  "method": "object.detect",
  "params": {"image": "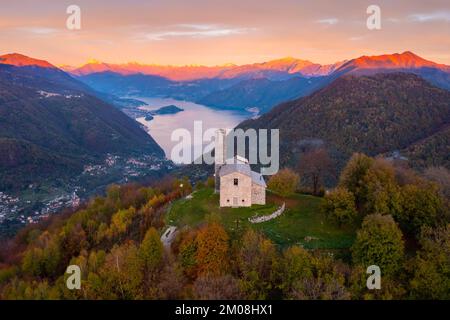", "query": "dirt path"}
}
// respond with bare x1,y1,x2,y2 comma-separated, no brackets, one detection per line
161,226,177,247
